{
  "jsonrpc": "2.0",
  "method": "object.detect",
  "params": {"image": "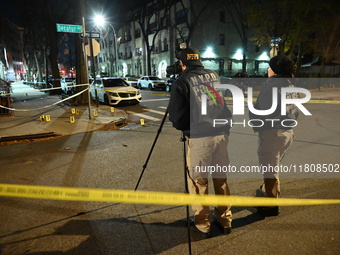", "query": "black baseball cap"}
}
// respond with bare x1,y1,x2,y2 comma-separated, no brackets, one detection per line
269,55,294,76
179,47,203,67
